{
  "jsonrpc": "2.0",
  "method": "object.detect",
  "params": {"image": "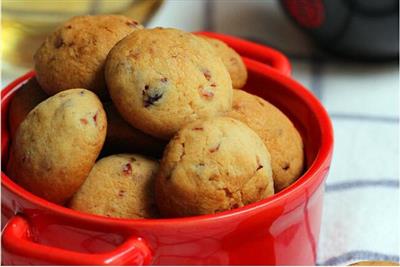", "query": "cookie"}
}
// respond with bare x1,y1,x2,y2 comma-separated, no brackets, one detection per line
8,77,48,137
34,15,143,98
227,89,304,192
106,27,233,139
103,102,167,157
155,116,274,217
7,89,107,203
350,261,399,266
201,36,247,88
70,154,159,219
